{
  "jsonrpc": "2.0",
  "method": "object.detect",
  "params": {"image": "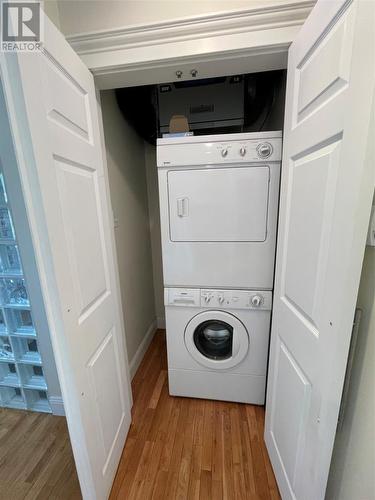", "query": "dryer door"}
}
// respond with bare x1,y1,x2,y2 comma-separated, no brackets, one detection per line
185,310,249,370
168,166,269,242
